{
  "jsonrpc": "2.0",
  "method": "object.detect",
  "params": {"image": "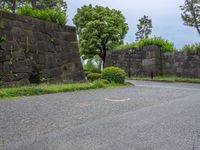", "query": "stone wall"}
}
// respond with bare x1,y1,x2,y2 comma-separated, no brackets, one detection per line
105,45,200,78
163,51,200,78
105,45,162,77
0,12,85,87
